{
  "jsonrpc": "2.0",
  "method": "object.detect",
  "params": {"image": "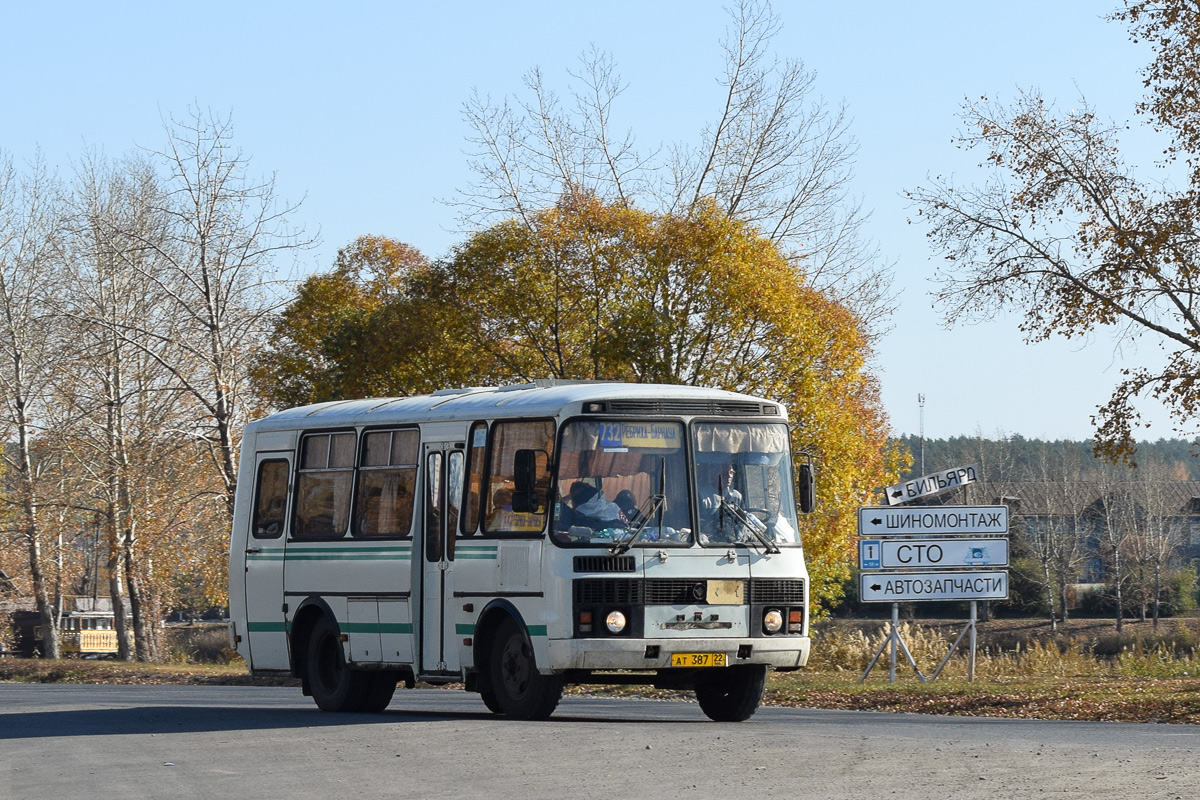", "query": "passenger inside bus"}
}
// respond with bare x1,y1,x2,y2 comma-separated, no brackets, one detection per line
614,489,641,526
567,482,625,529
